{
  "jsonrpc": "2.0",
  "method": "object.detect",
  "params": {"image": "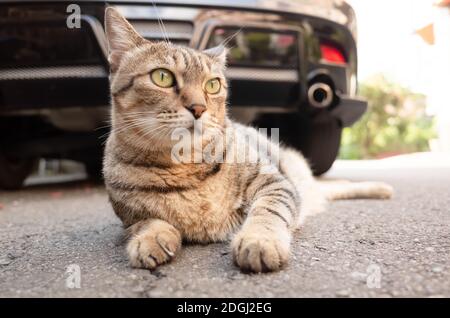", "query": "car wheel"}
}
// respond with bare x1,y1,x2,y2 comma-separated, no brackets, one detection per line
253,112,342,176
0,154,36,189
293,117,342,176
